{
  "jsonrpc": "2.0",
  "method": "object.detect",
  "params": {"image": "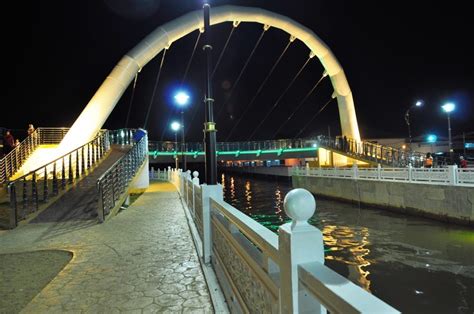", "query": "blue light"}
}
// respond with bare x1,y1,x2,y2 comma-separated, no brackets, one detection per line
426,134,437,143
442,102,455,113
174,91,190,106
170,121,181,131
